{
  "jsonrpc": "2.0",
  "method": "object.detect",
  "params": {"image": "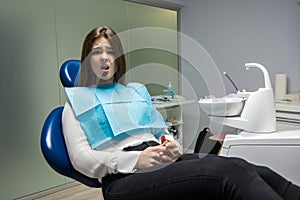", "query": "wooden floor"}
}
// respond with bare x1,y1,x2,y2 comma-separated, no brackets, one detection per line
33,183,103,200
